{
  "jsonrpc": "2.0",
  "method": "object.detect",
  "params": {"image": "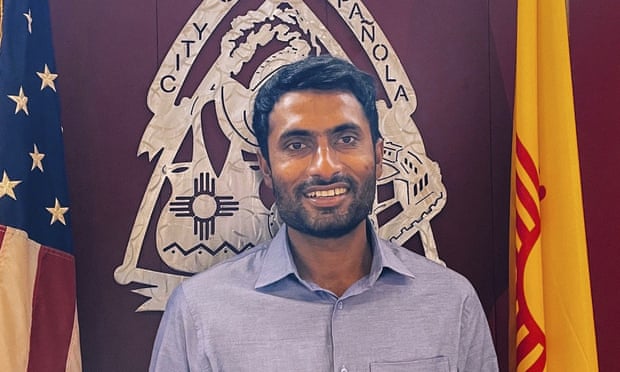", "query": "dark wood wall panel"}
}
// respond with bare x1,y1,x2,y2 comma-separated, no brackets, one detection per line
570,0,620,370
49,1,518,370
